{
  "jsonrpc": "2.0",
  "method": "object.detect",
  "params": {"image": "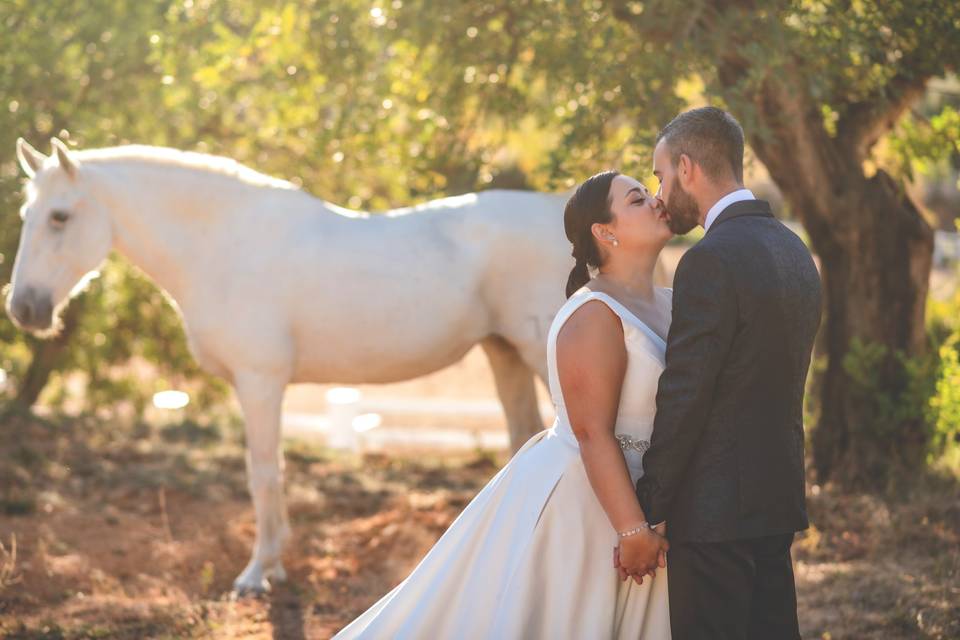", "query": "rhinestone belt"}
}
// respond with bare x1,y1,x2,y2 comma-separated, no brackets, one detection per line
616,434,651,454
